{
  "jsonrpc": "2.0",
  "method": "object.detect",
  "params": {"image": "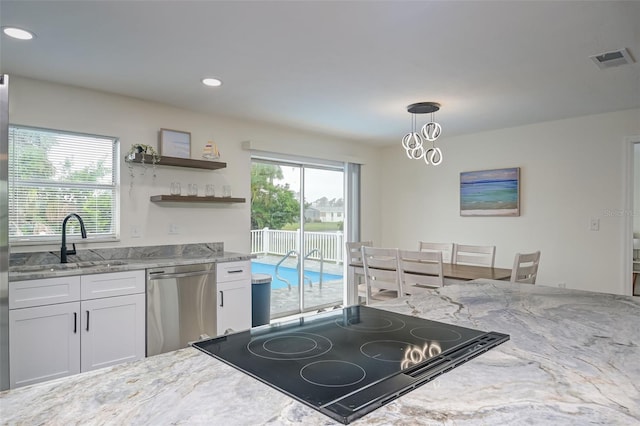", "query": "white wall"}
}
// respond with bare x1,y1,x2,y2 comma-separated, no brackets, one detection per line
8,76,381,254
378,109,640,295
11,76,640,295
